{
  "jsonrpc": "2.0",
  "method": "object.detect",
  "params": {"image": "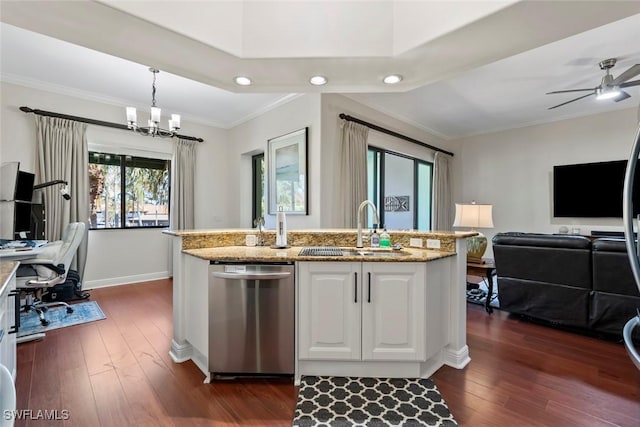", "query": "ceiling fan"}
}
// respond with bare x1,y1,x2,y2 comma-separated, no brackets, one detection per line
547,58,640,110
